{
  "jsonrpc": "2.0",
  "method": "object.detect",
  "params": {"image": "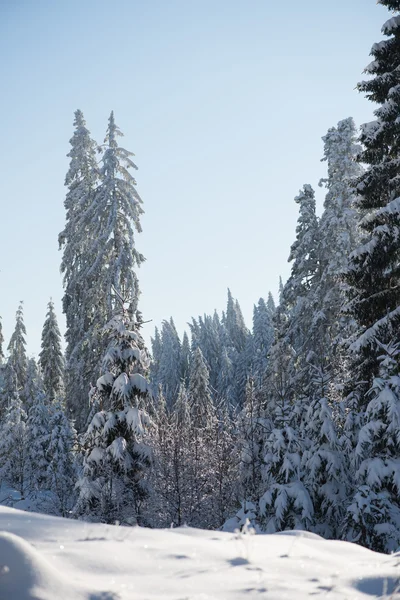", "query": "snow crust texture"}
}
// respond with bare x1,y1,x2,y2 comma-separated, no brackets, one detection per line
0,506,399,599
